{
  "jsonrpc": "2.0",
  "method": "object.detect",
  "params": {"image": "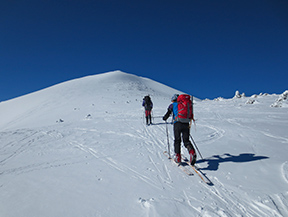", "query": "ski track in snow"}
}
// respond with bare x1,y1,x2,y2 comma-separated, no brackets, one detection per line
0,118,285,217
139,122,282,217
135,118,287,217
69,123,172,191
282,161,288,184
0,129,79,176
261,132,288,144
193,123,225,145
